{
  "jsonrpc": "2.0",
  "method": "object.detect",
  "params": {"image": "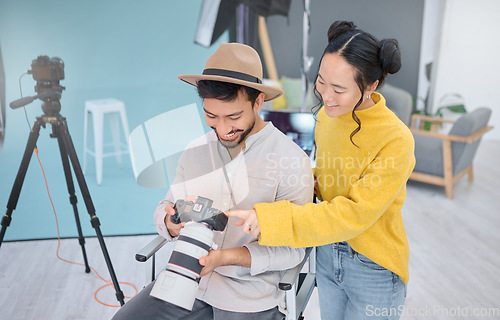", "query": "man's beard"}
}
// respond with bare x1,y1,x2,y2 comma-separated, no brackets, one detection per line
214,120,255,149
